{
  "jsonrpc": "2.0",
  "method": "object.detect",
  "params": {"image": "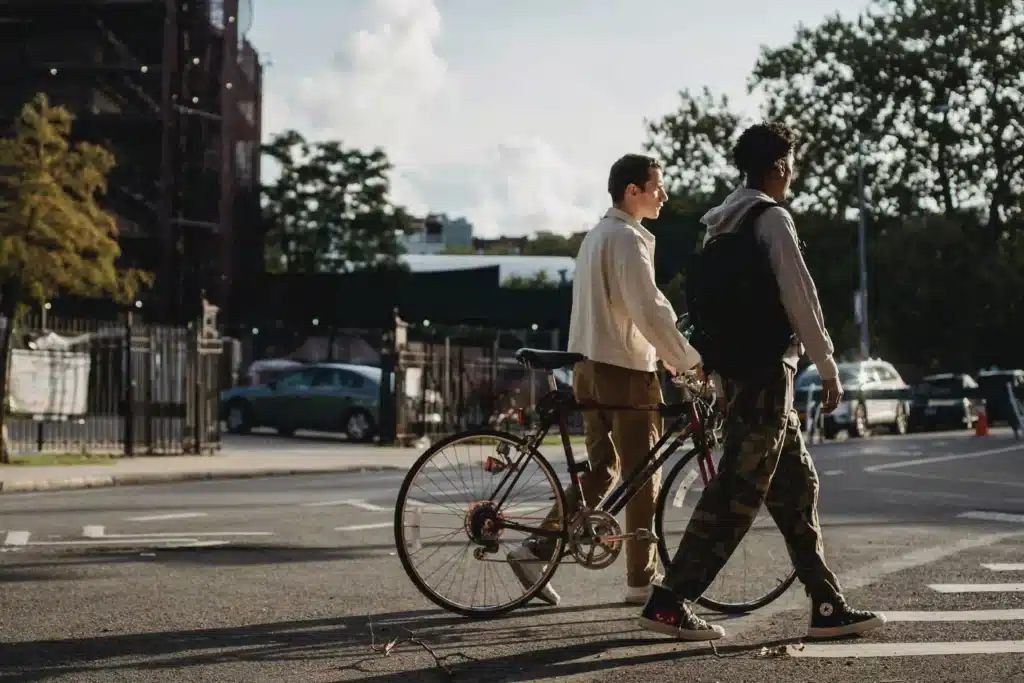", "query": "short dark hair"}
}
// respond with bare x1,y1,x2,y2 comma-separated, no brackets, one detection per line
732,122,797,181
607,154,661,203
